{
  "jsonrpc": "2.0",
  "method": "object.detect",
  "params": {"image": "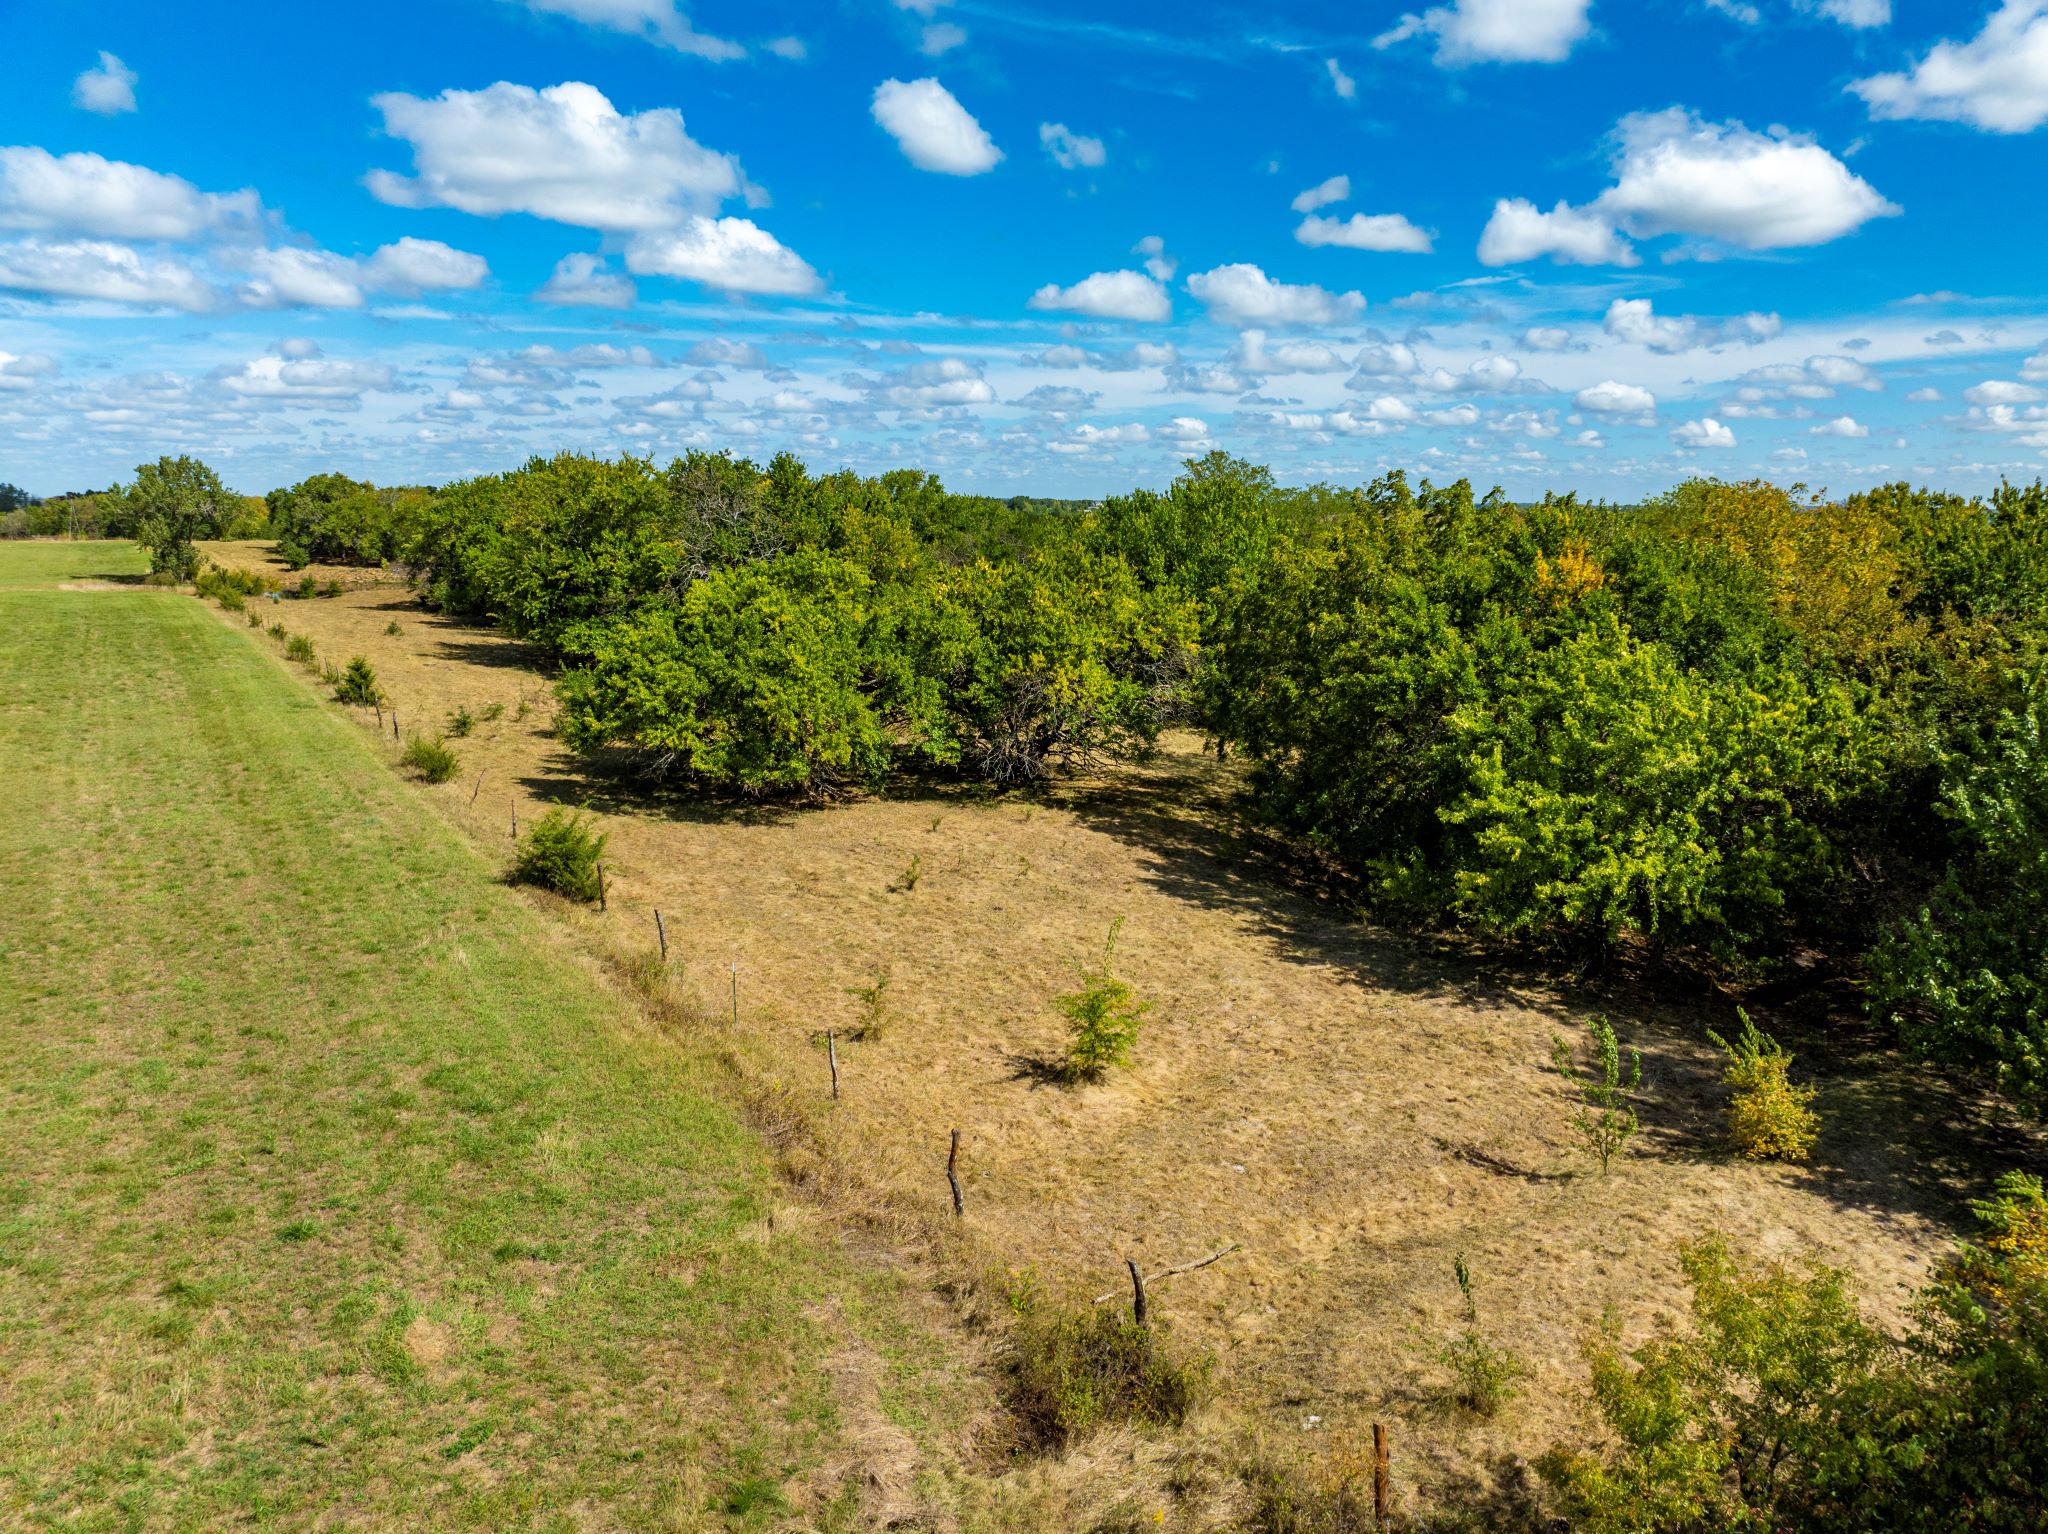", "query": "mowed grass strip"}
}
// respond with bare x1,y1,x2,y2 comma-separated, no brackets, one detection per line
0,574,915,1530
0,540,148,588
